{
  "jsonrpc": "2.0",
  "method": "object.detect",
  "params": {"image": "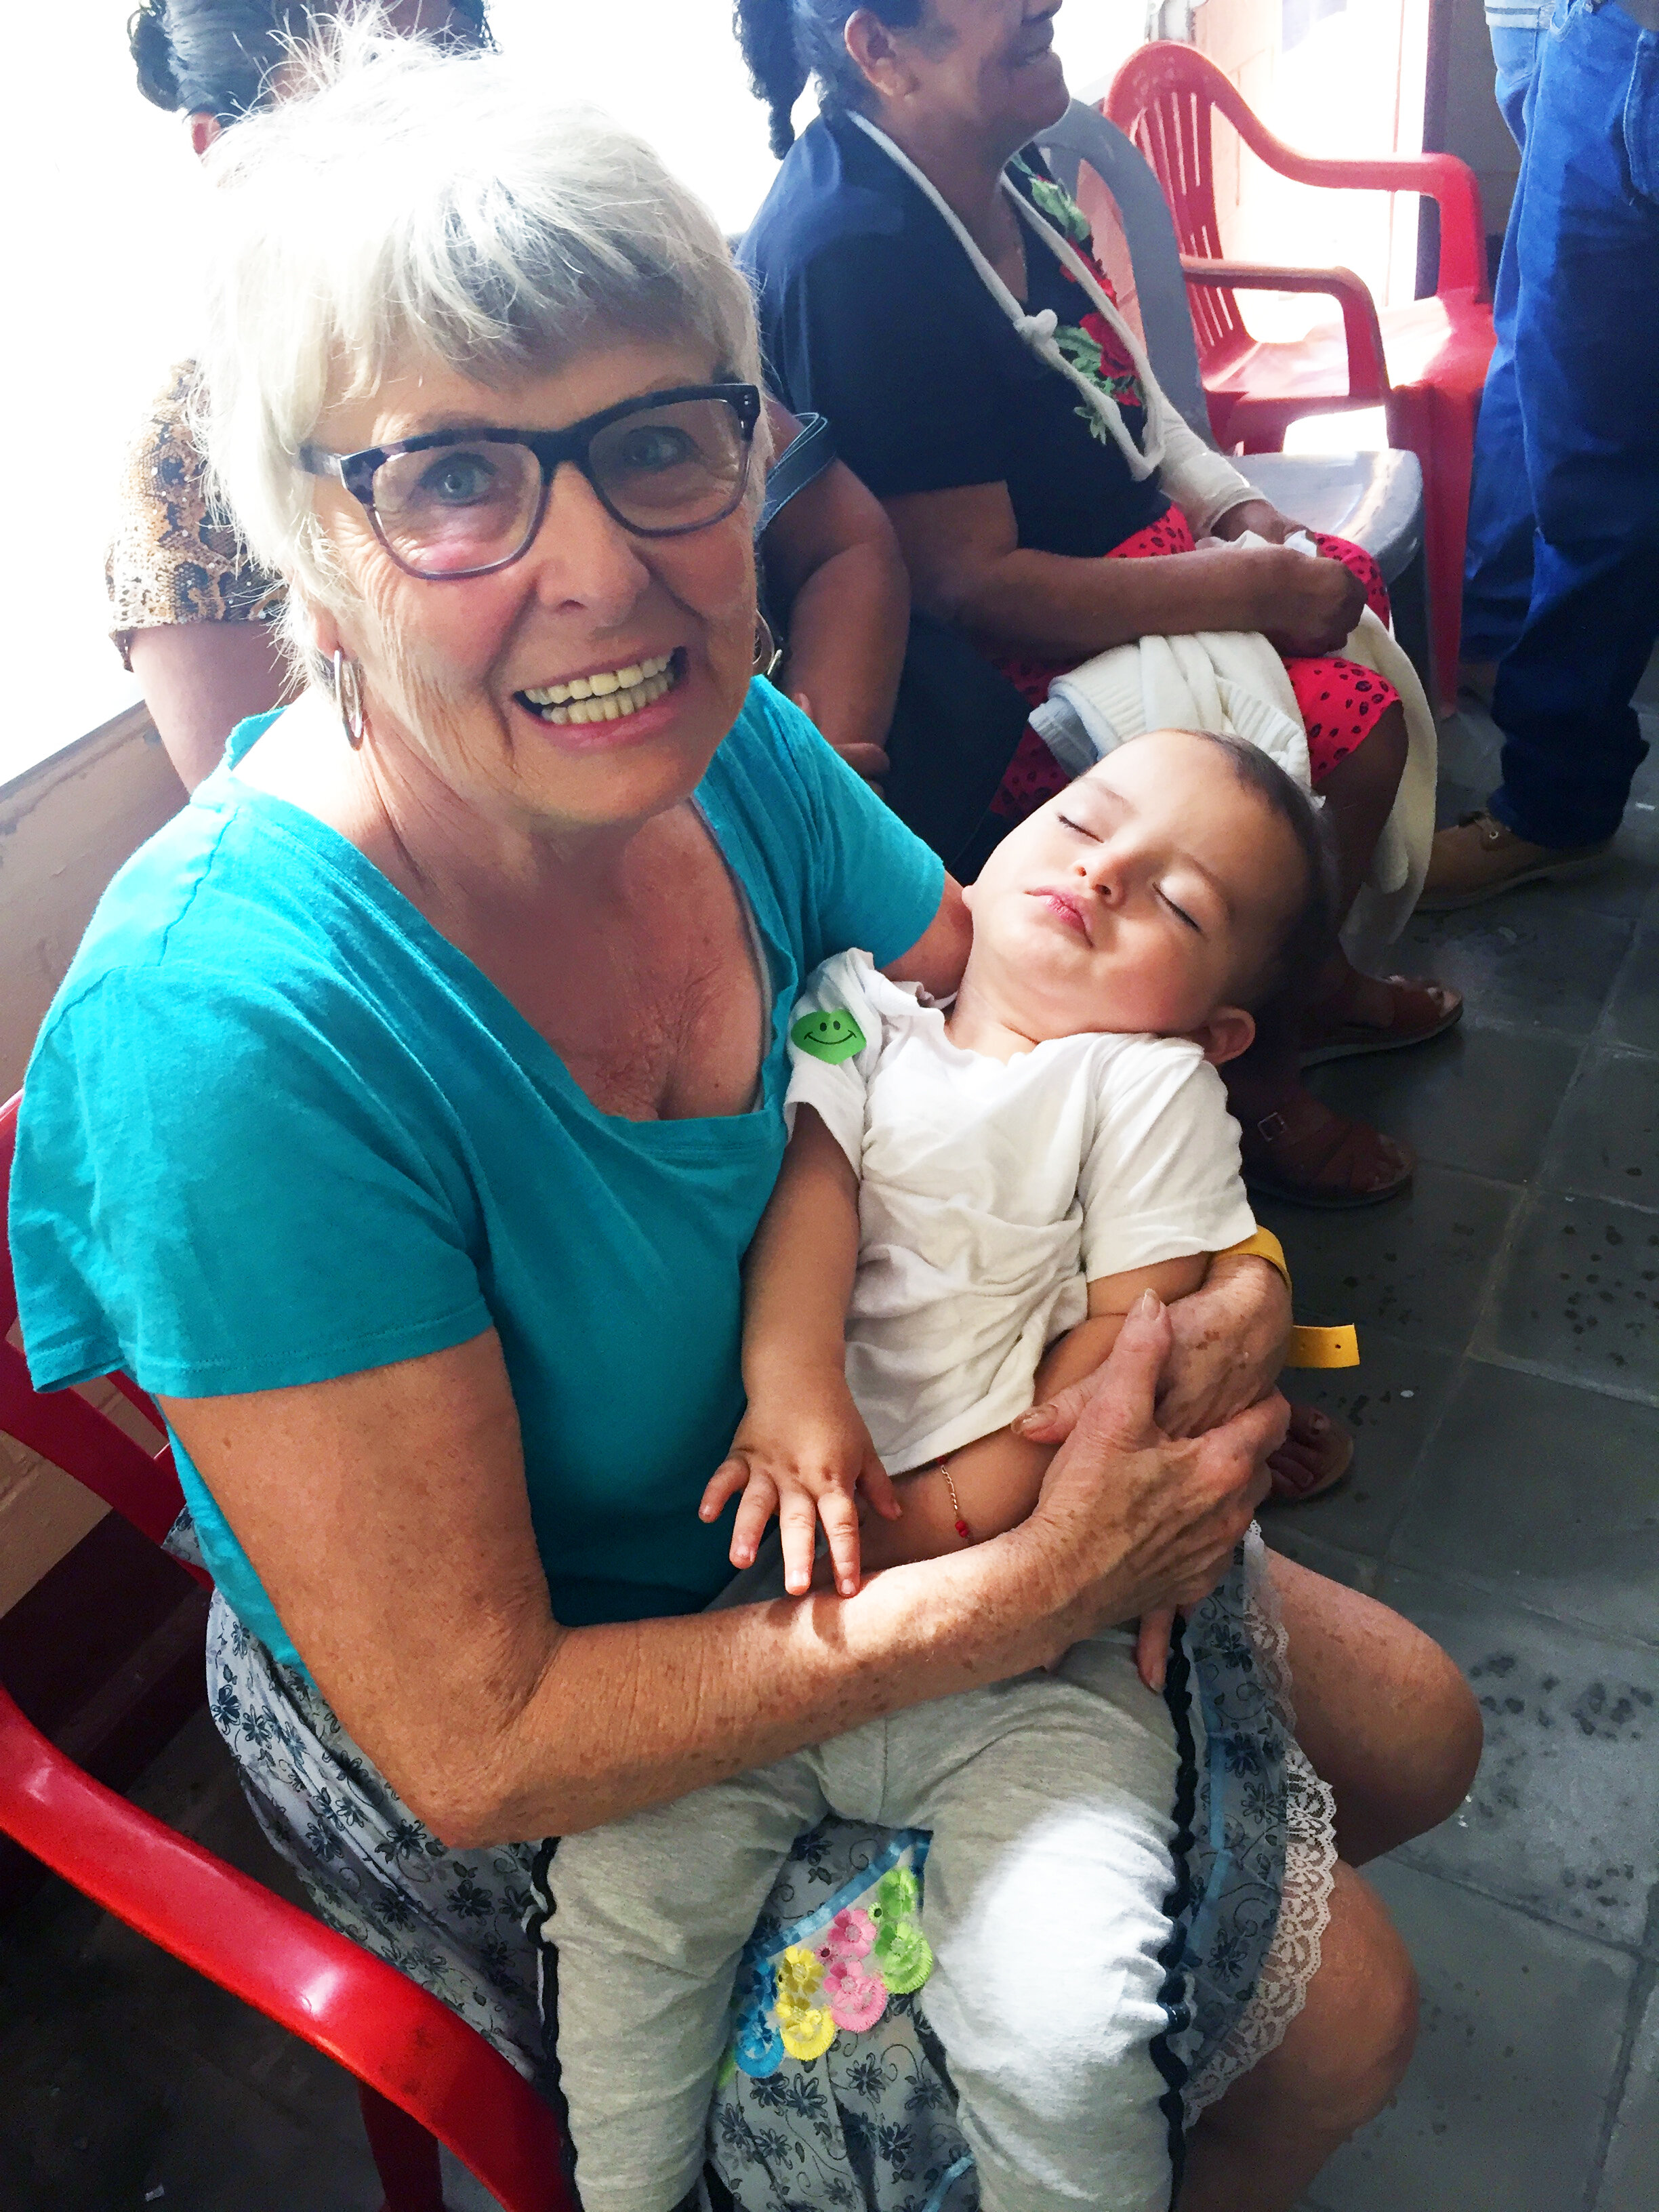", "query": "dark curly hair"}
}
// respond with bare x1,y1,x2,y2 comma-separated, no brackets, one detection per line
128,0,491,121
733,0,926,157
